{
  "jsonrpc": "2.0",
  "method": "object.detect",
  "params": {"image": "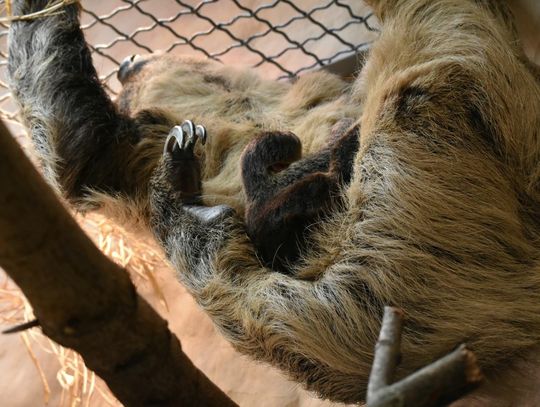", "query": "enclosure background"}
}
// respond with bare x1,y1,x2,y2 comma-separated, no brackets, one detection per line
0,0,539,406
